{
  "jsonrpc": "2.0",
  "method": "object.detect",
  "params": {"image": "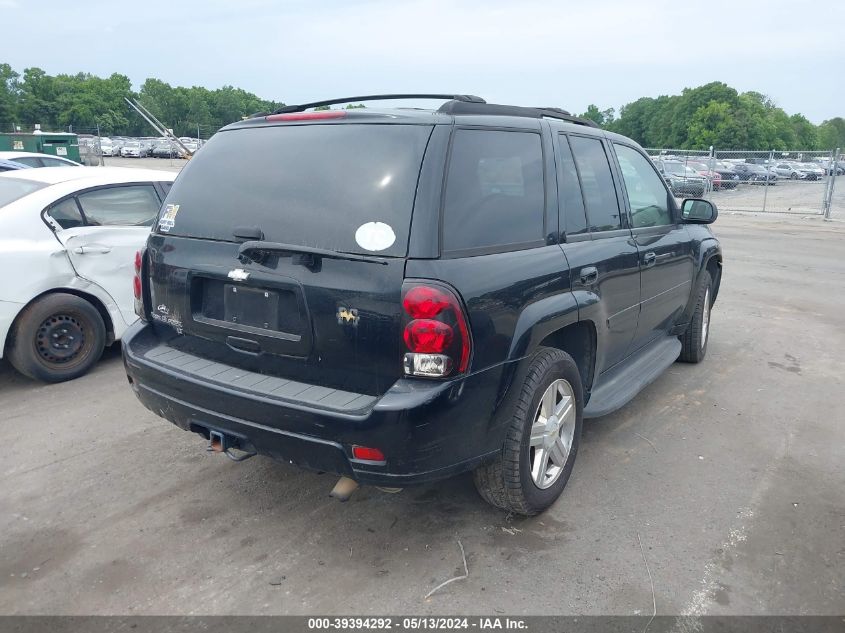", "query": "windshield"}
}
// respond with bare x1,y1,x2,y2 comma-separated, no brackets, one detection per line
0,178,48,207
162,123,433,256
